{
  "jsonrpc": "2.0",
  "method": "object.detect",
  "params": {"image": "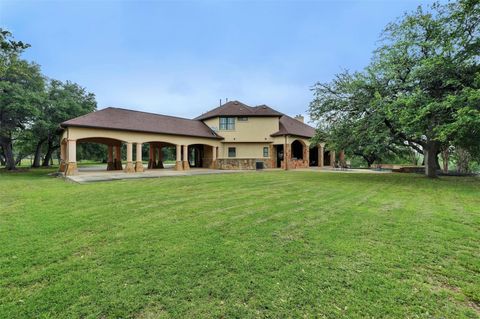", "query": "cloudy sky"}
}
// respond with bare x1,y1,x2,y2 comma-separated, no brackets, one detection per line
1,0,436,123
